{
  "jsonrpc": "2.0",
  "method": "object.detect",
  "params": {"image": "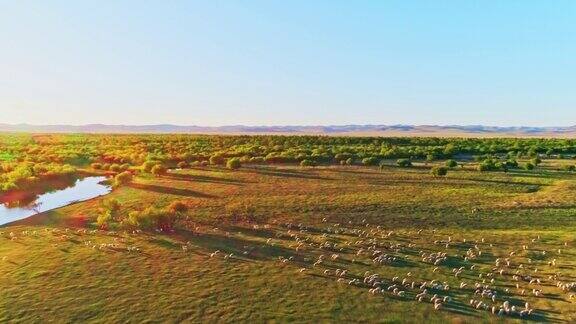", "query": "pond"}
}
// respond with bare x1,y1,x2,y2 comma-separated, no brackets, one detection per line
0,176,111,226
